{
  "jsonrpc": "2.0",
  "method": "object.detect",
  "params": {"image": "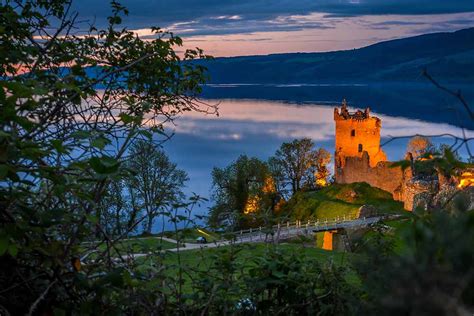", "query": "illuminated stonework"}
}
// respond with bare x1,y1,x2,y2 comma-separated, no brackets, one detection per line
334,99,409,209
334,99,387,170
322,231,336,250
458,172,474,188
333,99,472,211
